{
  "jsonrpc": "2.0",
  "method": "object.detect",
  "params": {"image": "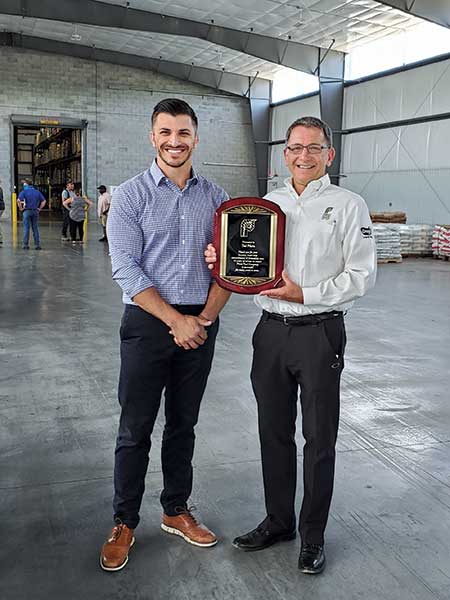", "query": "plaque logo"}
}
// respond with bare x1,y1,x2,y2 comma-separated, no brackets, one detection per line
240,218,257,238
